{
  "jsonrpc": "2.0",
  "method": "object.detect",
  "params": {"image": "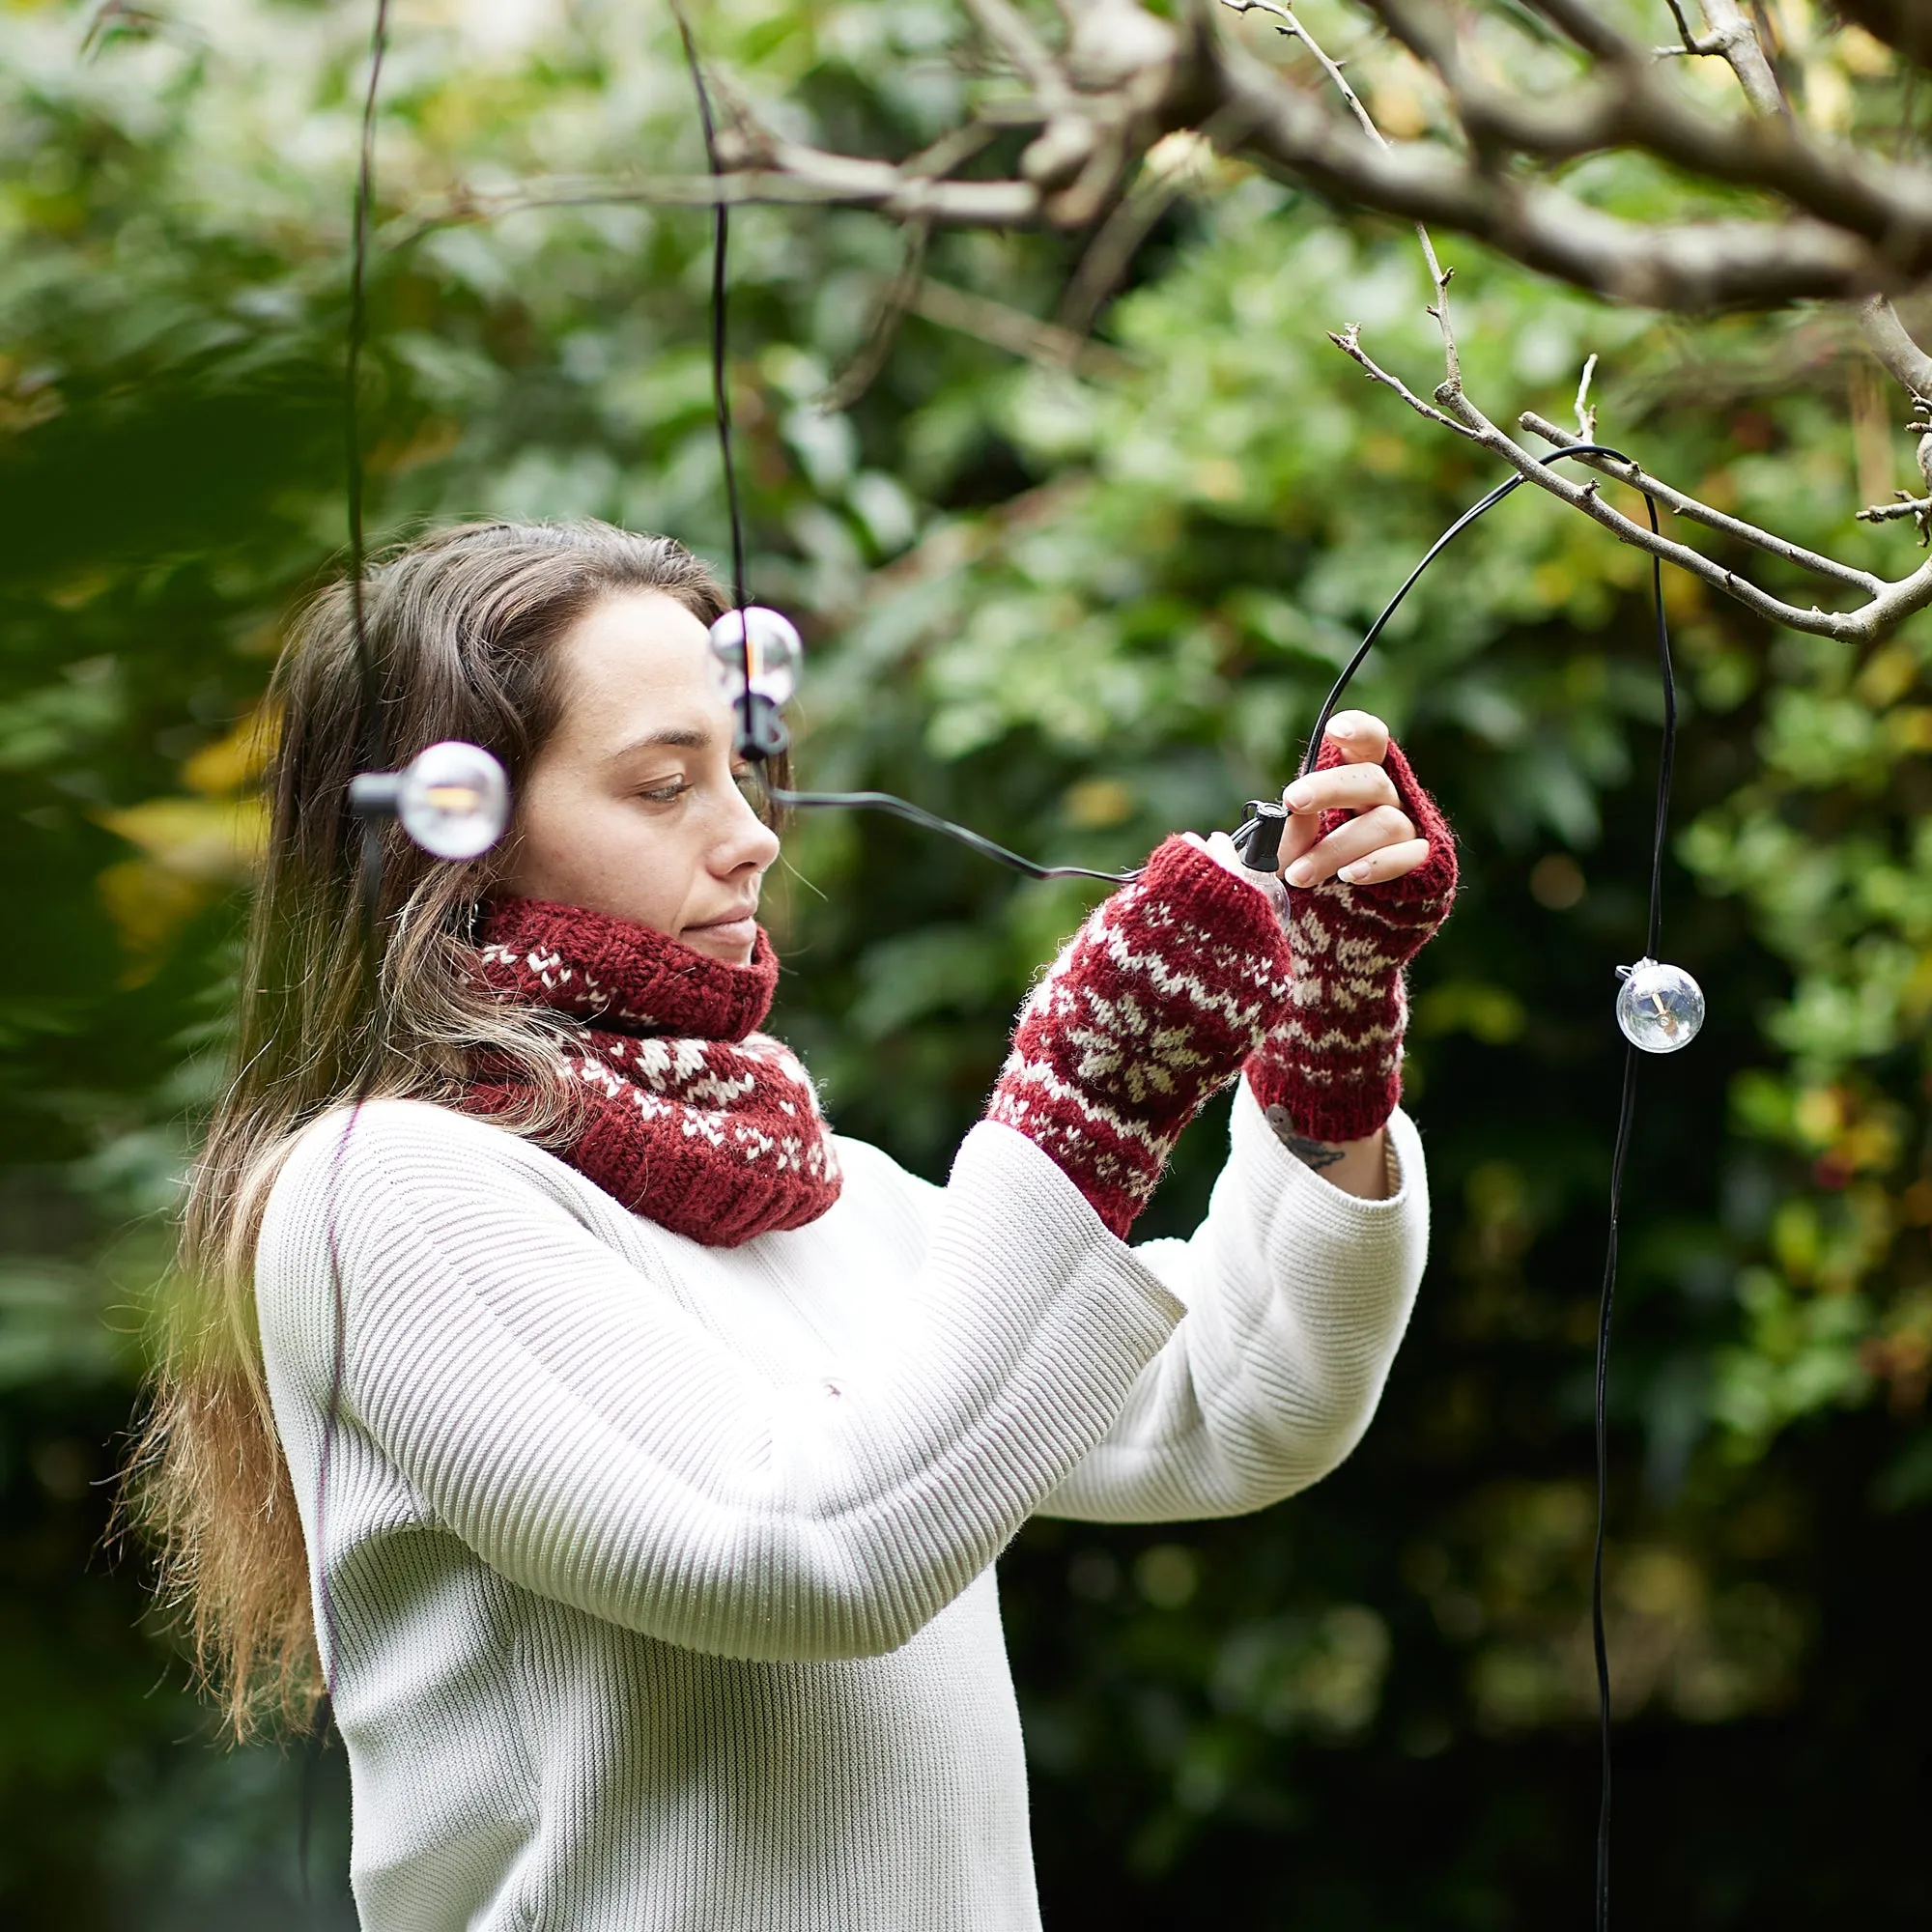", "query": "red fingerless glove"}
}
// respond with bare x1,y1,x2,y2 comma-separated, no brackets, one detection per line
986,835,1294,1237
1244,735,1458,1145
